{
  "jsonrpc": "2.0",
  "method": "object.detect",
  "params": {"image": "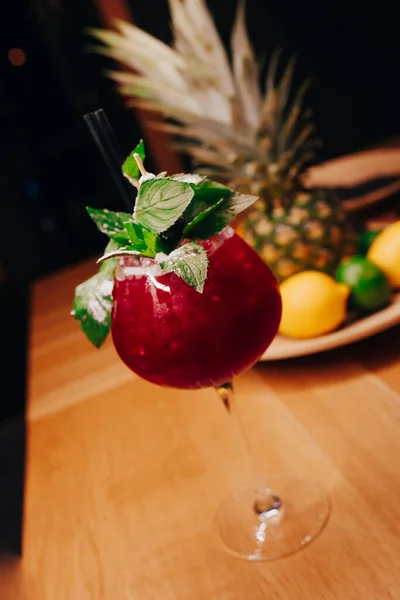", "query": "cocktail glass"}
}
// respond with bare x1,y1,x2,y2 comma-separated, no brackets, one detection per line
111,227,330,560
